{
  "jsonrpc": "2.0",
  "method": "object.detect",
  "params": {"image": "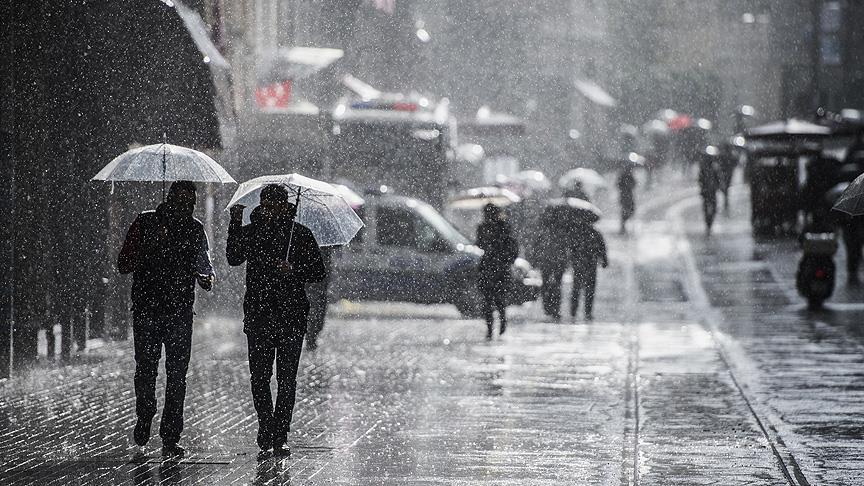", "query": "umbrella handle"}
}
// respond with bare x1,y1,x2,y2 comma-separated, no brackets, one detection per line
285,190,302,261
